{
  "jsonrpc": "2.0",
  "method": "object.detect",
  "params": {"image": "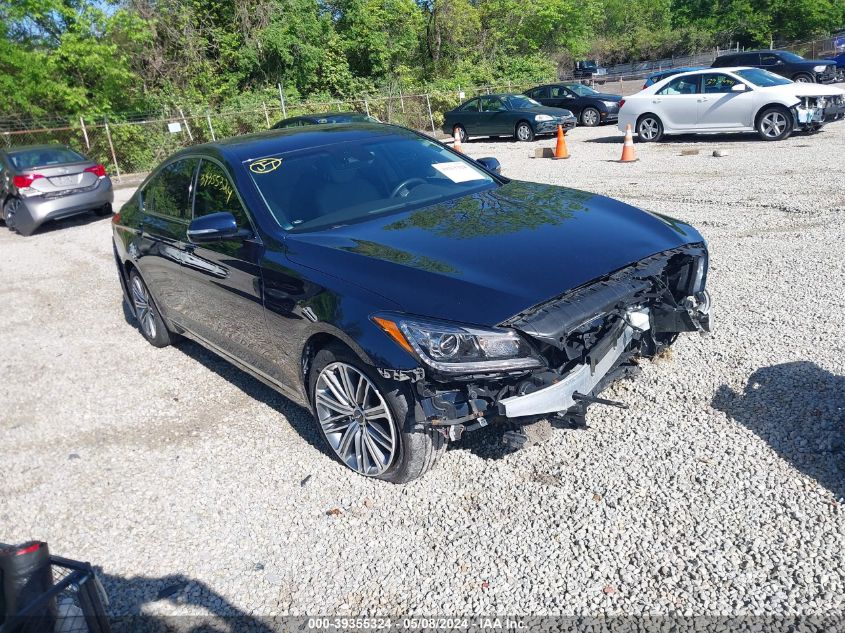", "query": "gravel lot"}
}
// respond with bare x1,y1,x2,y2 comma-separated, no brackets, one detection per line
1,114,844,624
